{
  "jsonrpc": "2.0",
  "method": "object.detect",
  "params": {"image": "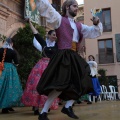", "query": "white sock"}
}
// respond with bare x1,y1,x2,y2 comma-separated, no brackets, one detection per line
40,90,62,114
65,100,75,108
89,95,91,102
